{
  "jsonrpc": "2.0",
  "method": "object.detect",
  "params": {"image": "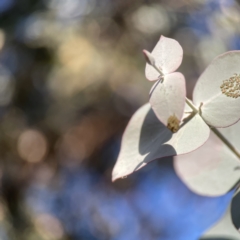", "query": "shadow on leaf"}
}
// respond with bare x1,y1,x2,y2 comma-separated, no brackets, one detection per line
136,107,175,170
